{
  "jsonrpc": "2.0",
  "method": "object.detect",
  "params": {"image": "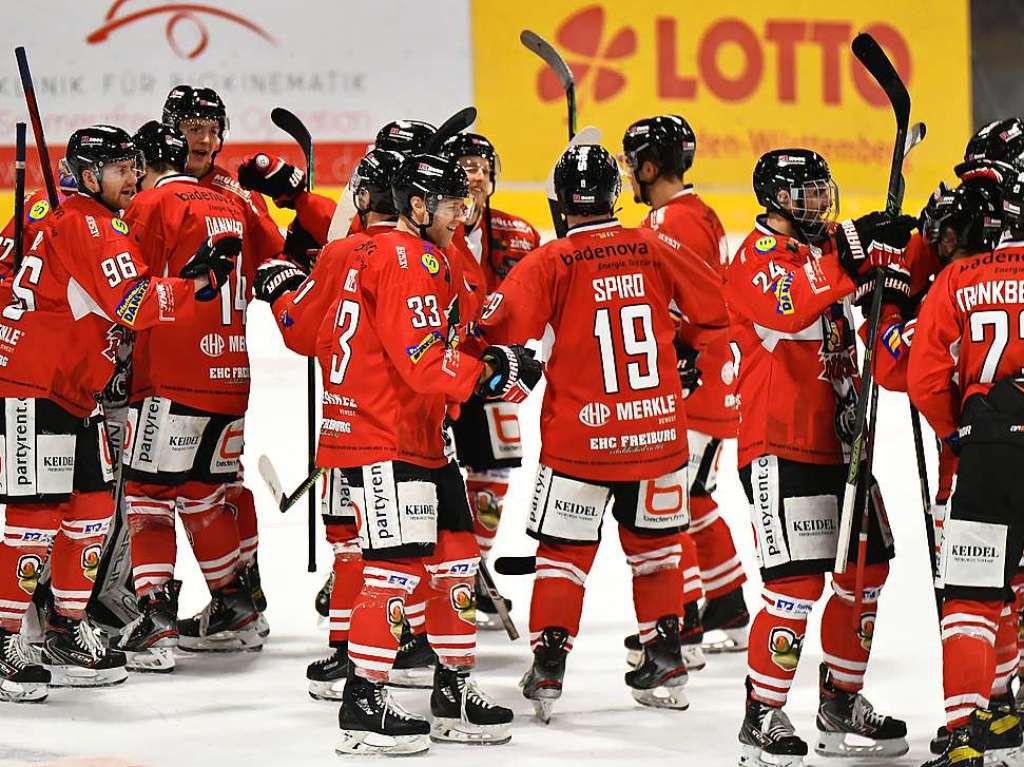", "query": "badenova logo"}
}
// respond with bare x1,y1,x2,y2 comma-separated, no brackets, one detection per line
86,2,275,60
